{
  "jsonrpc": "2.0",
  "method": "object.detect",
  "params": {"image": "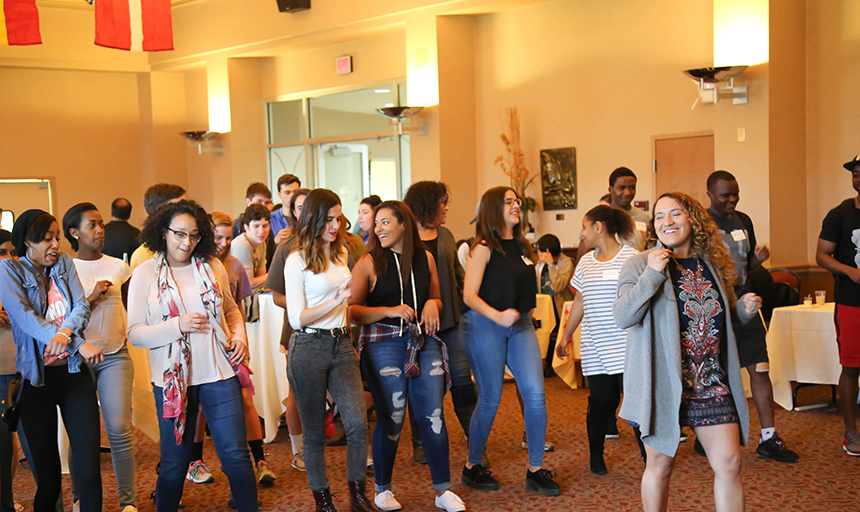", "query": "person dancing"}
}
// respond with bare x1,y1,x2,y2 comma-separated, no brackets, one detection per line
556,205,638,475
460,186,560,496
284,189,375,512
614,192,759,512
